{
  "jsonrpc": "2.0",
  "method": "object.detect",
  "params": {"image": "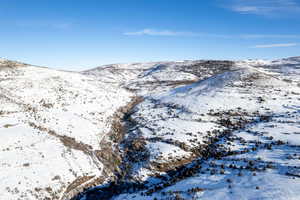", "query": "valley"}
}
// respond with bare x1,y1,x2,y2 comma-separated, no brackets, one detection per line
0,57,299,200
